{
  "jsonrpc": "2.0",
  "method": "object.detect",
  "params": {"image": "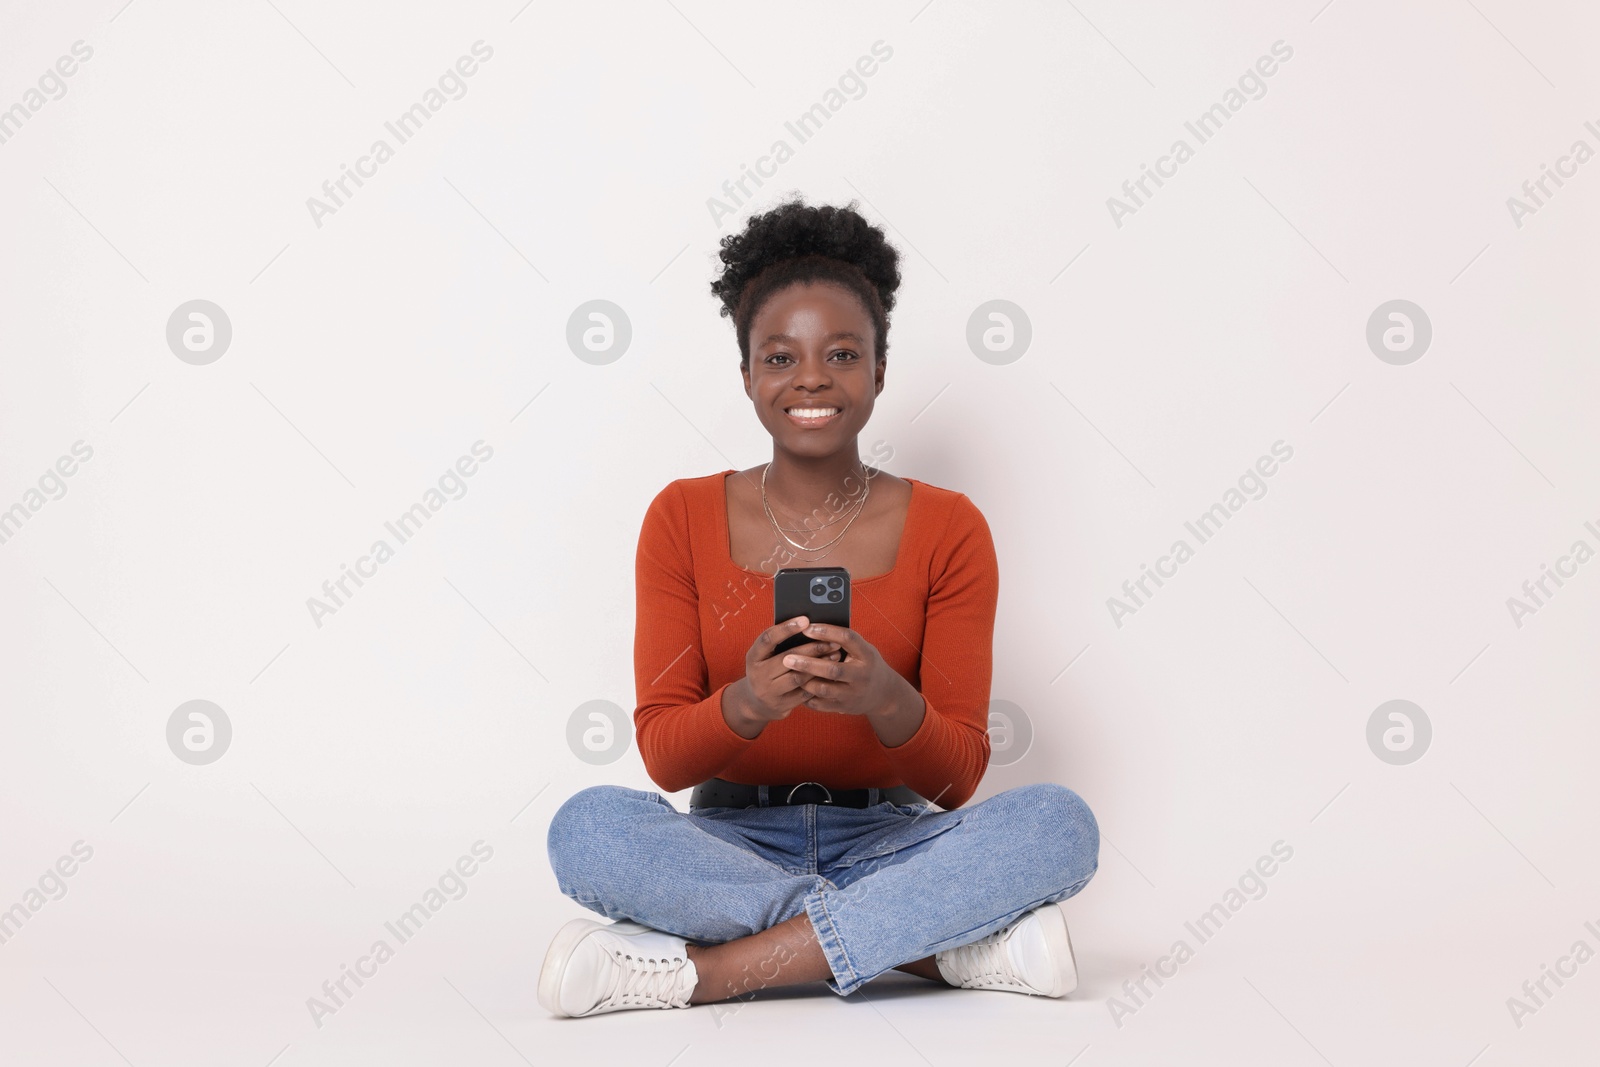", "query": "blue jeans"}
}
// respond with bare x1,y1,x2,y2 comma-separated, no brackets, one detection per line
545,781,1099,996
